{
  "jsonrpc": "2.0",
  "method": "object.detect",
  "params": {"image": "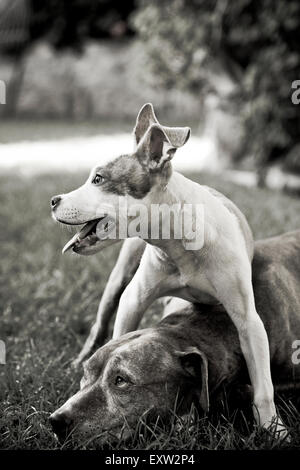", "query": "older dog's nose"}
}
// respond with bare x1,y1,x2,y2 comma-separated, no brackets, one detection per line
49,412,72,437
51,195,61,209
